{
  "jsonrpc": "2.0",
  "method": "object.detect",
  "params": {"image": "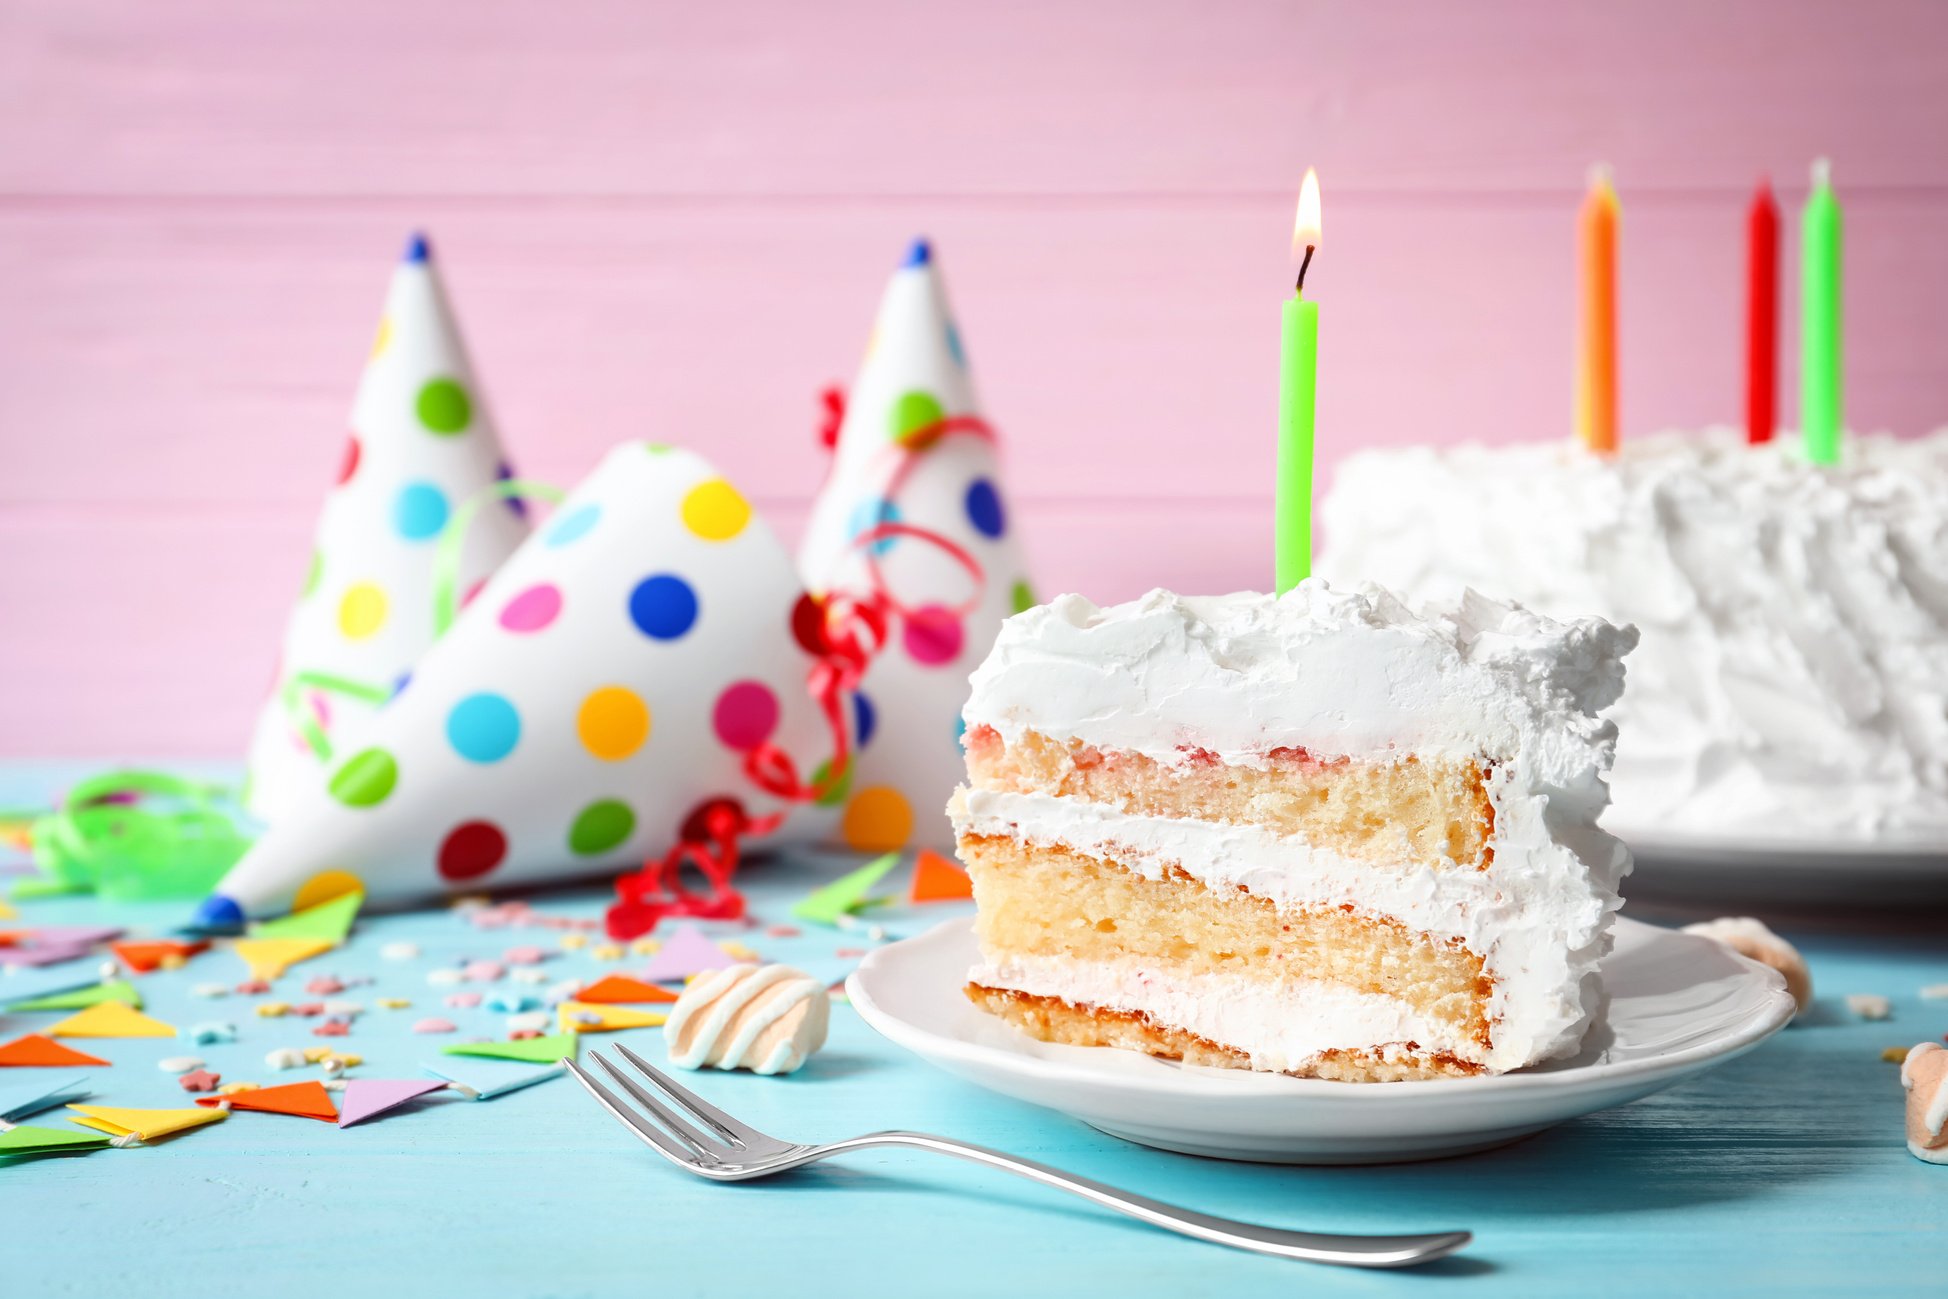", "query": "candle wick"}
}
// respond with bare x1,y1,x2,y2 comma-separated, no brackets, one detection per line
1295,244,1315,295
